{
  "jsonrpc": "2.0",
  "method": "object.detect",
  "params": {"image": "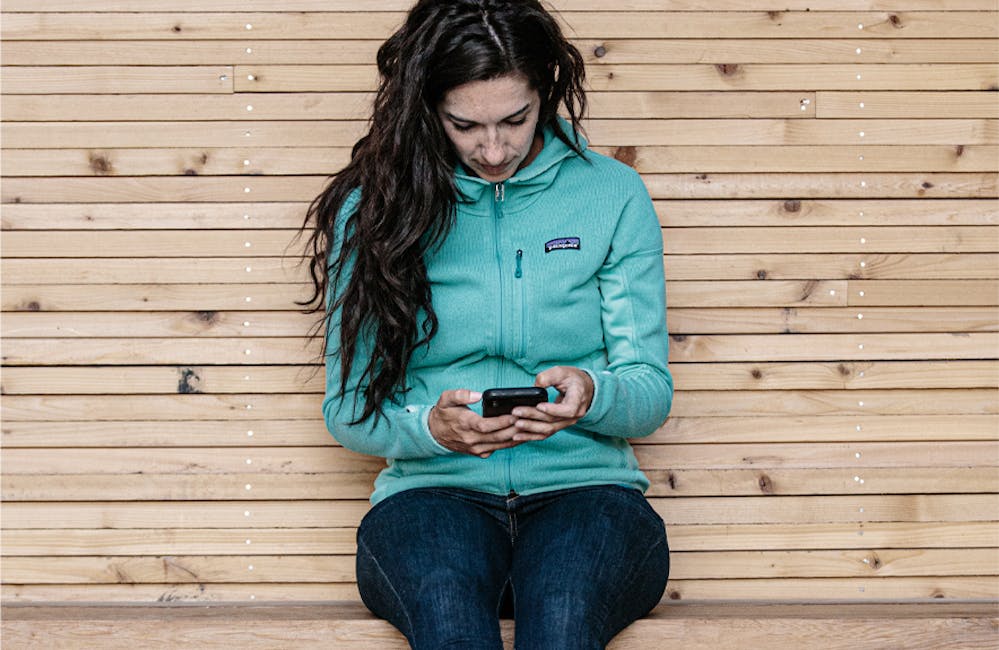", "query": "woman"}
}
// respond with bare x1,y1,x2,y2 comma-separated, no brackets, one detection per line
301,1,673,647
